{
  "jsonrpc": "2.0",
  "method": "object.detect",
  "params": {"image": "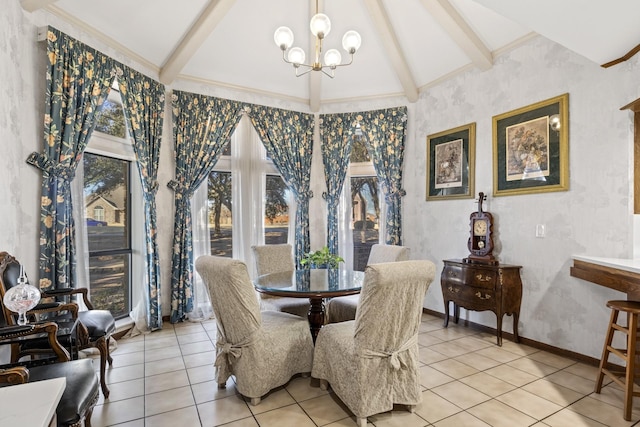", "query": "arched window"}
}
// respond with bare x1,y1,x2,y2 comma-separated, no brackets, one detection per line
93,206,105,222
